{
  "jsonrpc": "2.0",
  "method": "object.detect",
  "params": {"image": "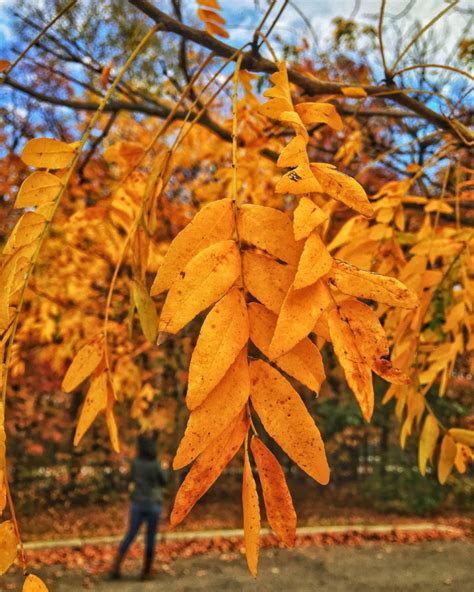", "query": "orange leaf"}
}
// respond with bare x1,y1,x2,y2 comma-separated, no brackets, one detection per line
454,443,472,474
339,299,388,362
170,410,248,527
174,349,249,469
15,171,63,208
329,259,419,309
277,135,309,168
198,0,220,7
0,520,17,575
197,8,225,24
269,280,331,358
242,251,295,314
327,308,374,421
23,574,48,591
418,414,439,476
251,436,296,547
249,360,329,484
2,212,46,255
205,21,229,38
311,163,373,217
248,303,325,393
275,163,322,195
106,386,120,454
73,371,108,446
159,240,241,335
237,204,303,265
295,102,343,130
62,335,104,393
293,232,333,289
151,199,234,296
438,434,457,484
132,280,158,343
449,428,474,447
100,62,113,89
187,288,248,409
21,138,78,169
293,196,328,241
243,447,260,577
